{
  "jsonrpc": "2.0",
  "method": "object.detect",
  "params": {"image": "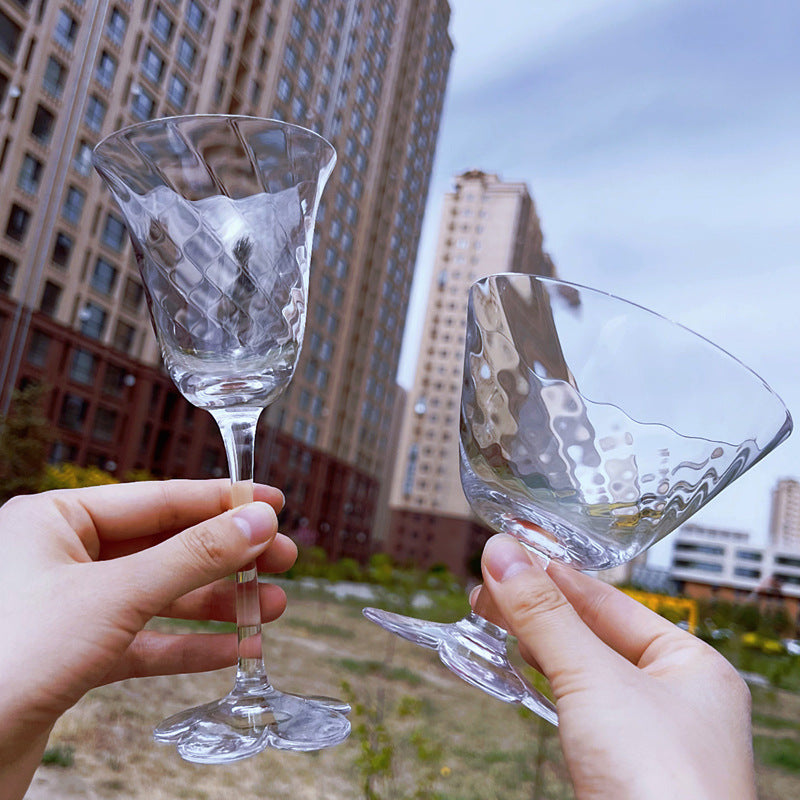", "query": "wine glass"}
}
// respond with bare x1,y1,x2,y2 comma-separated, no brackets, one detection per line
365,273,792,725
93,115,350,762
